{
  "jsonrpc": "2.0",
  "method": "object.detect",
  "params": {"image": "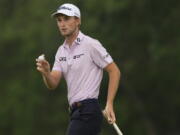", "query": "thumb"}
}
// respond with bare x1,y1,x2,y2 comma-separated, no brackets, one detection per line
102,110,108,119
